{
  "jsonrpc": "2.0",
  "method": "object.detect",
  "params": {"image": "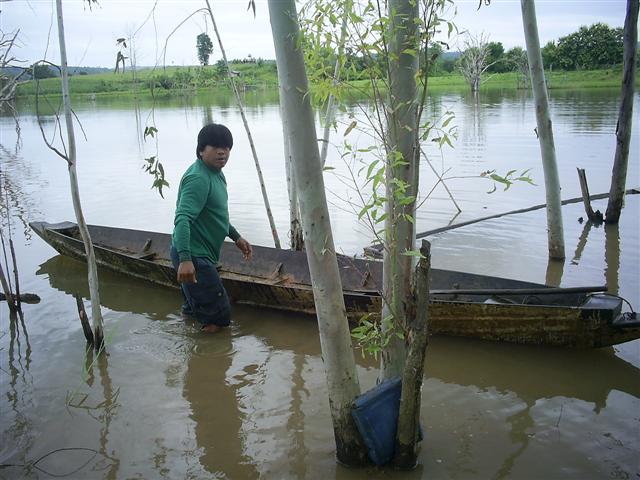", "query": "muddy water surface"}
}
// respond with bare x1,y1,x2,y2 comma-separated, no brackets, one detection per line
0,88,638,479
